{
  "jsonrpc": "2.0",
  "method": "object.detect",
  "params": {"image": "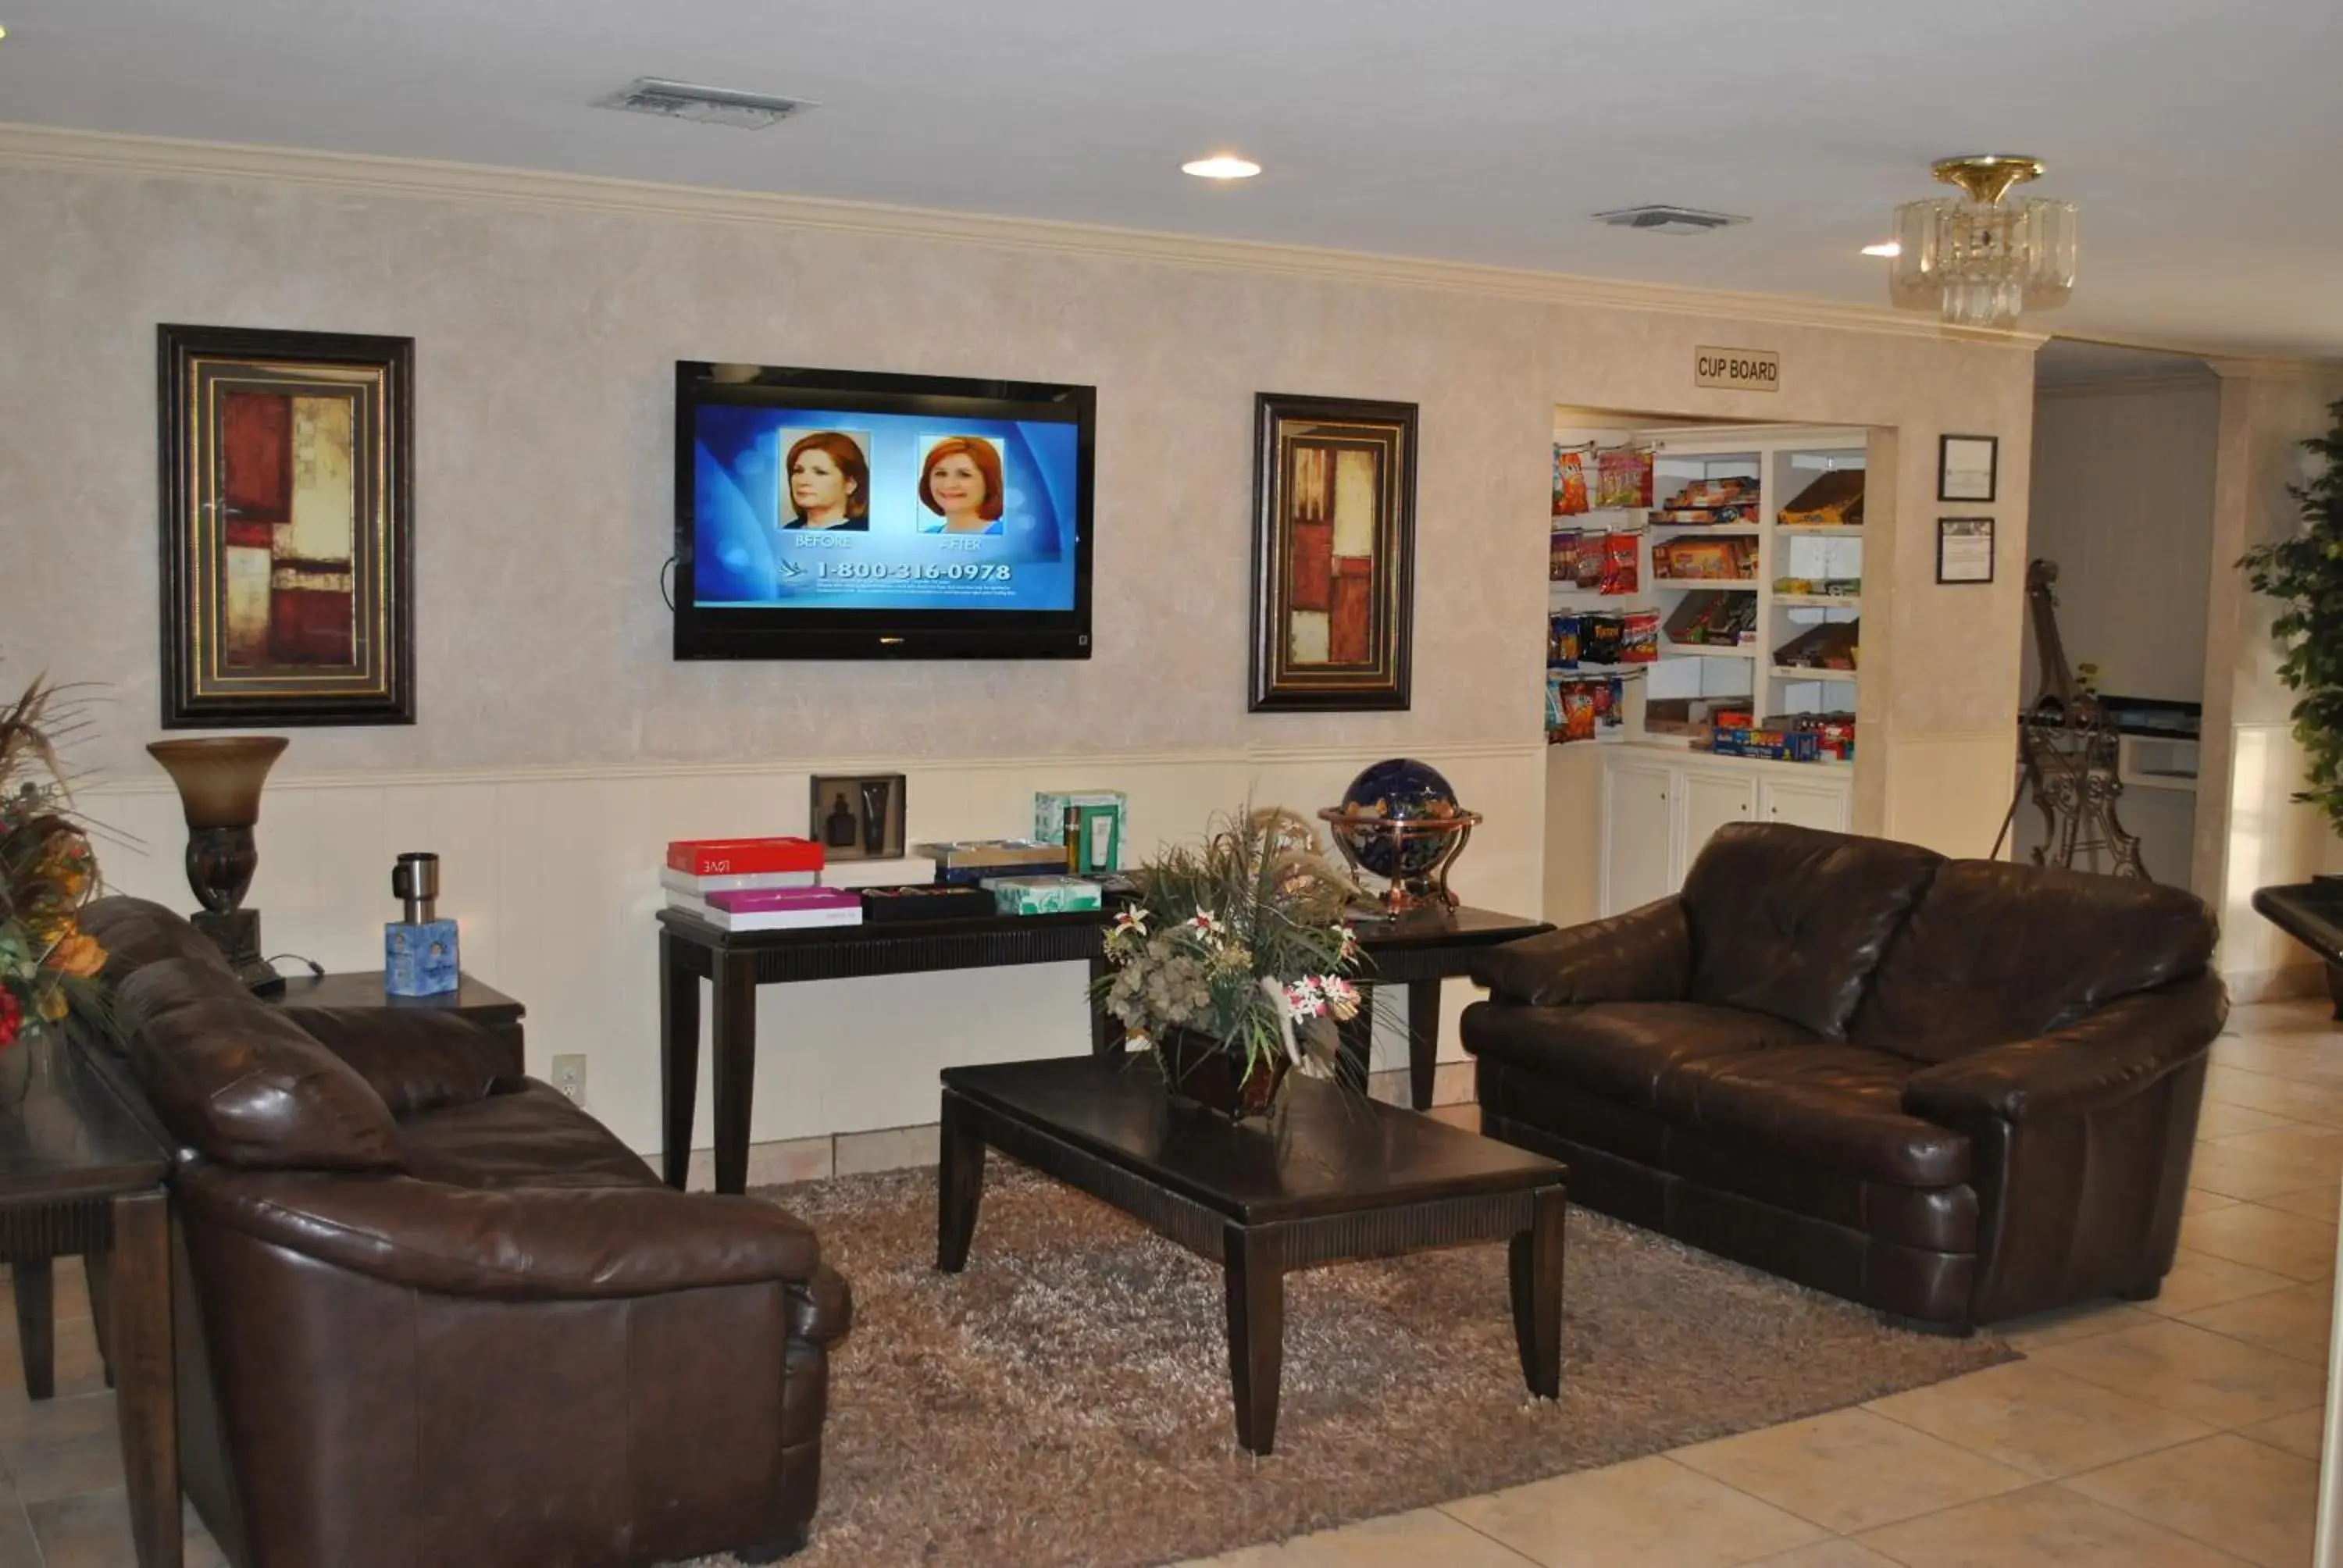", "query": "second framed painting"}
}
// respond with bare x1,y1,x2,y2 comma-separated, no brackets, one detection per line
158,323,415,727
1248,394,1418,711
